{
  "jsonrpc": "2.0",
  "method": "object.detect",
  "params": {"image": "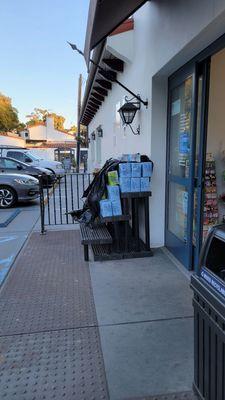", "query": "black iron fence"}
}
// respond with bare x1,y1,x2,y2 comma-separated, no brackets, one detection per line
39,172,92,234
